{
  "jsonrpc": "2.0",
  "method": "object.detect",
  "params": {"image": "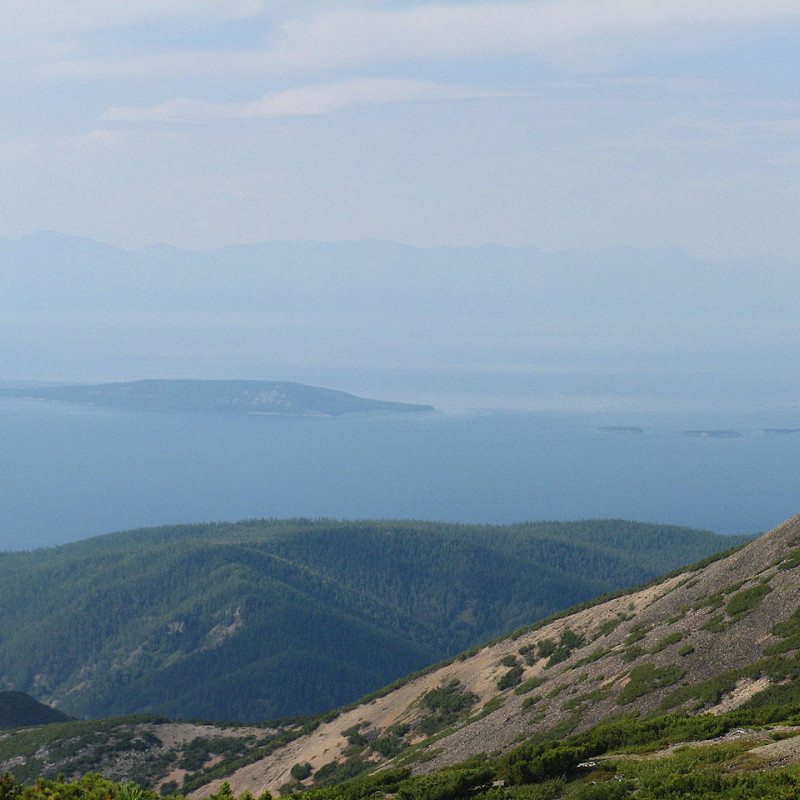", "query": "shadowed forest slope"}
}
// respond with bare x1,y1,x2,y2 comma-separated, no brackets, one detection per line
0,518,745,721
192,513,800,797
